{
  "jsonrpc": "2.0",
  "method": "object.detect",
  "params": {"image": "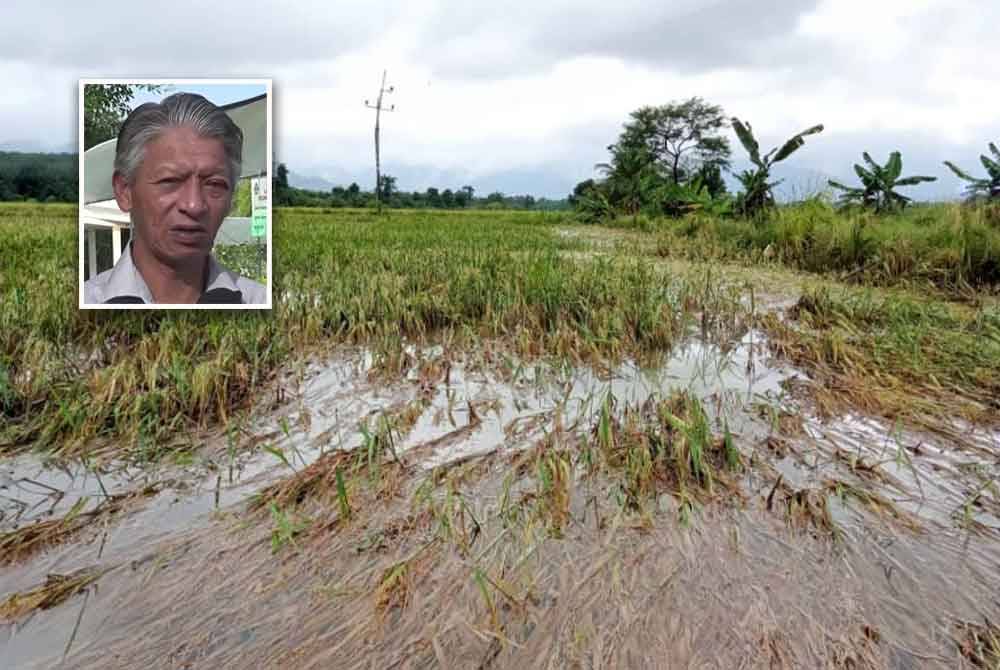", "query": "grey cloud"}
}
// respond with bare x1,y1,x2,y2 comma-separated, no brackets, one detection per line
535,0,822,71
1,1,385,71
417,0,822,79
270,116,1000,201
